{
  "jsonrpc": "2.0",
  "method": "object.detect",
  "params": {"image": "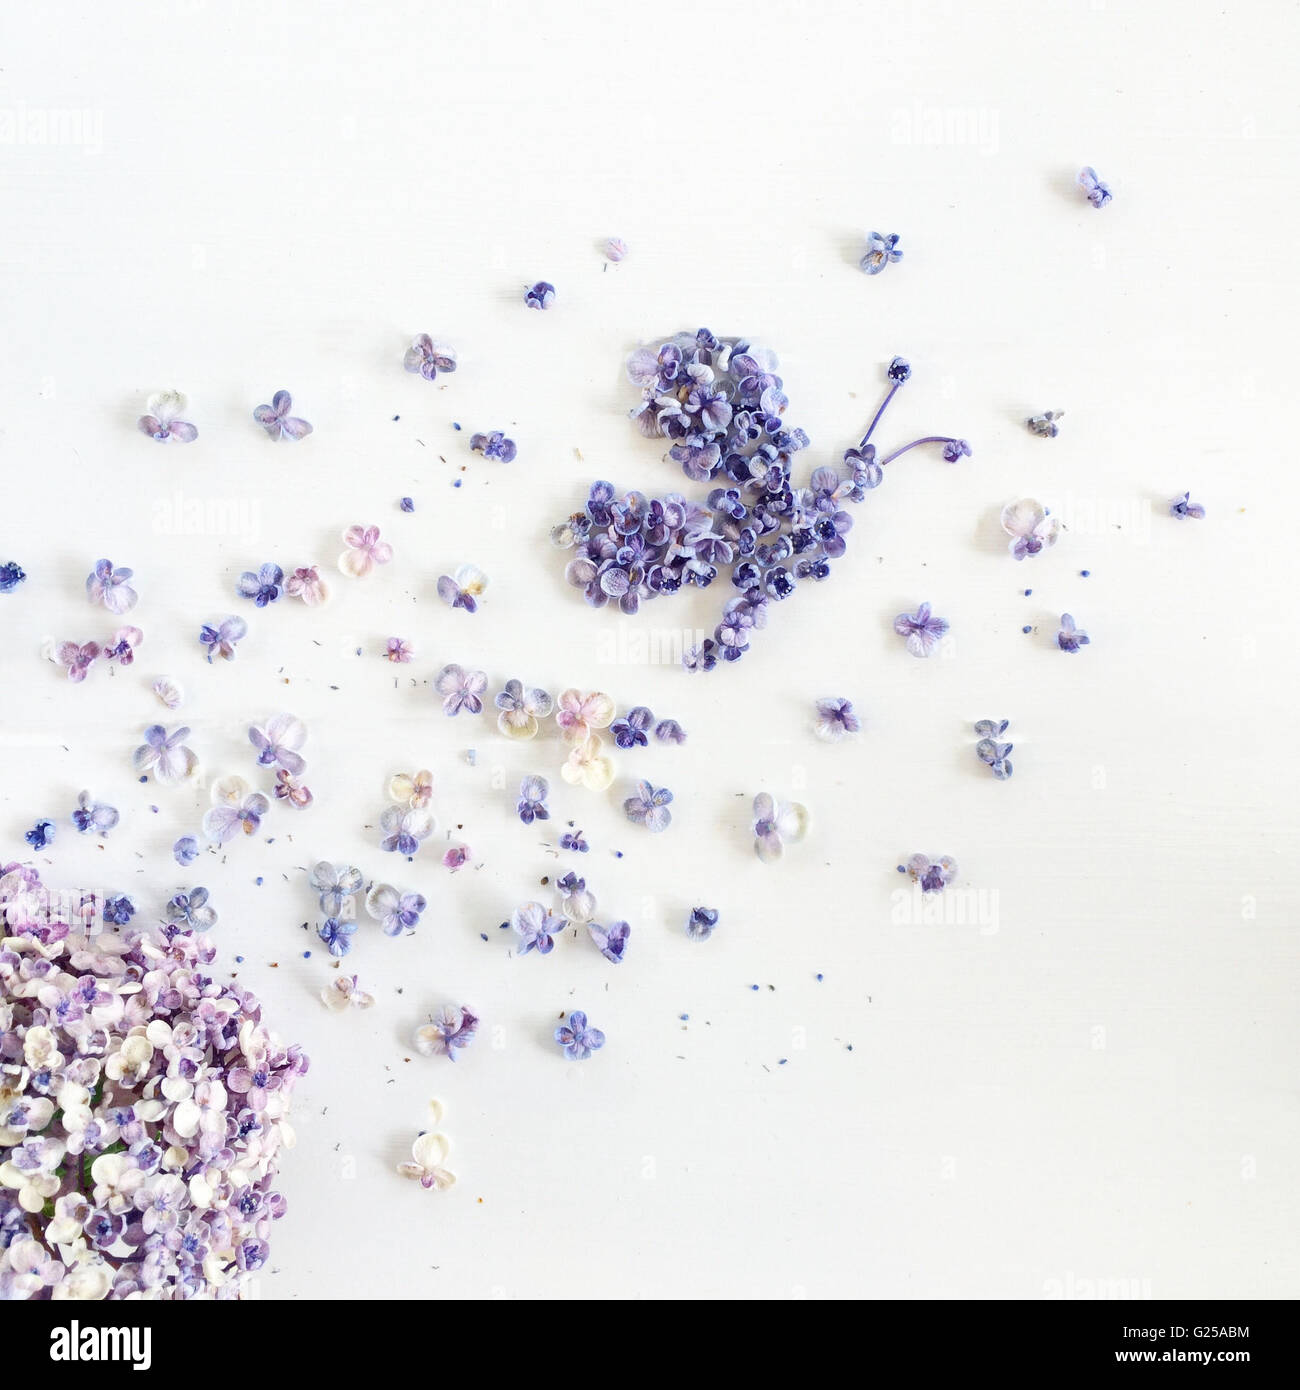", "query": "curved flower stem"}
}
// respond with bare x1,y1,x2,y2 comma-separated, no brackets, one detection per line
859,381,904,447
877,436,961,466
